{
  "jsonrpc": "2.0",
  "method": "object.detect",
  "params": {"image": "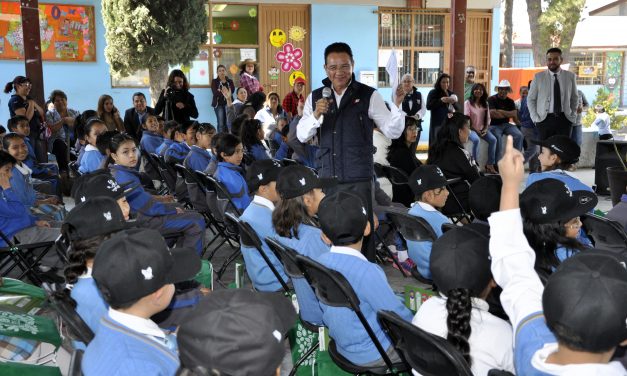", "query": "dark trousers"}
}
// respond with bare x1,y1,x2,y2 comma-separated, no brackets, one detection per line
537,113,572,140
138,211,206,255
324,180,375,261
